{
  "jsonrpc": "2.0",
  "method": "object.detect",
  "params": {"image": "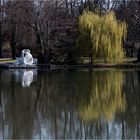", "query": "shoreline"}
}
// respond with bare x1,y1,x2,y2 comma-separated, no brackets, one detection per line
1,62,140,69
0,58,140,69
